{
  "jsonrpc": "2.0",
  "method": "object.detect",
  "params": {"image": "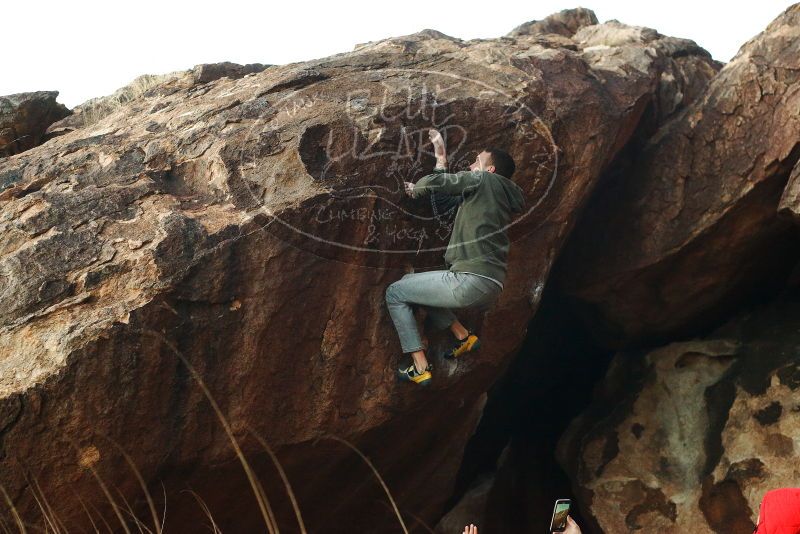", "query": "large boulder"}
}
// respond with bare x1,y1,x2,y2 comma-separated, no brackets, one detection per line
558,4,800,348
0,11,718,533
438,6,799,534
0,91,70,157
558,288,800,534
